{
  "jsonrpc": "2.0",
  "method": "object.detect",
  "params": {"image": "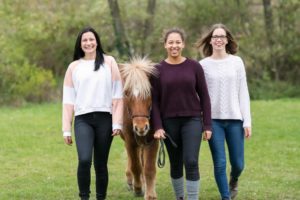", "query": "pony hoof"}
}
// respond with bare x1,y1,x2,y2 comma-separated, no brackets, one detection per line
145,196,157,200
134,191,144,197
145,192,157,200
134,188,144,197
127,183,133,191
